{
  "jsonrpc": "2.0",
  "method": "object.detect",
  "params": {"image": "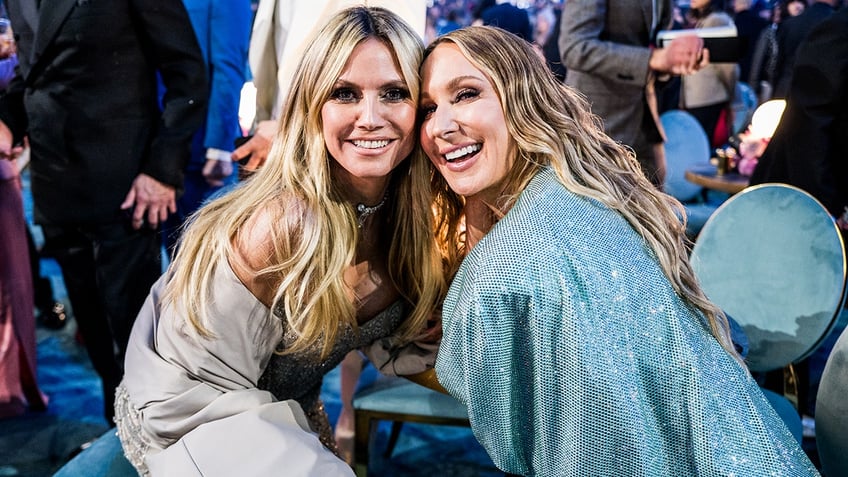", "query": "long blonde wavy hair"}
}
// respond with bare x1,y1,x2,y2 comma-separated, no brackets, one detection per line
428,26,739,361
165,7,445,359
